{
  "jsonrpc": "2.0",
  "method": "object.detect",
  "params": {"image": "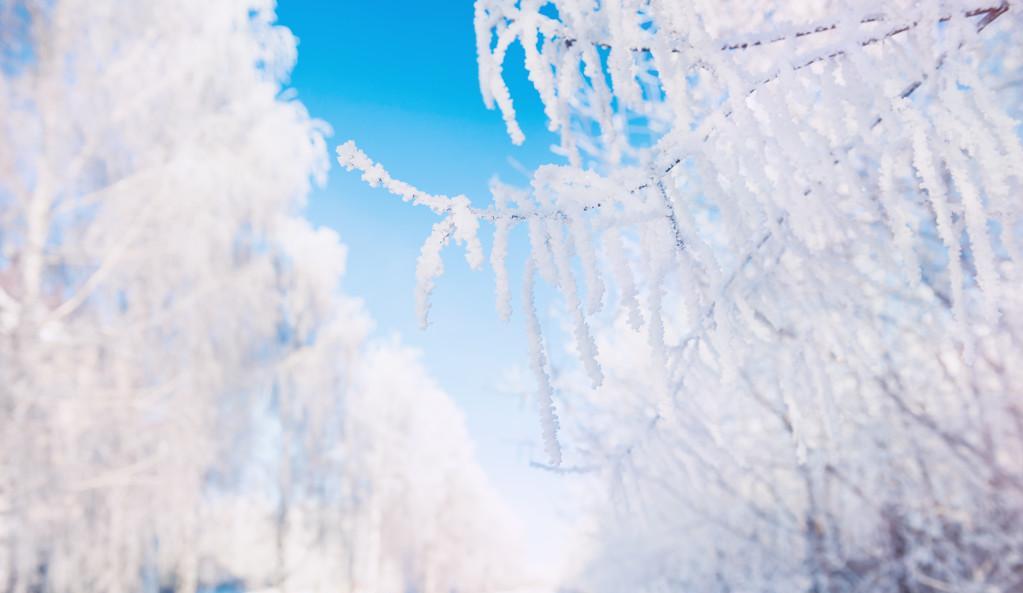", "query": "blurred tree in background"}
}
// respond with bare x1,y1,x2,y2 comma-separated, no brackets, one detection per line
0,2,524,593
